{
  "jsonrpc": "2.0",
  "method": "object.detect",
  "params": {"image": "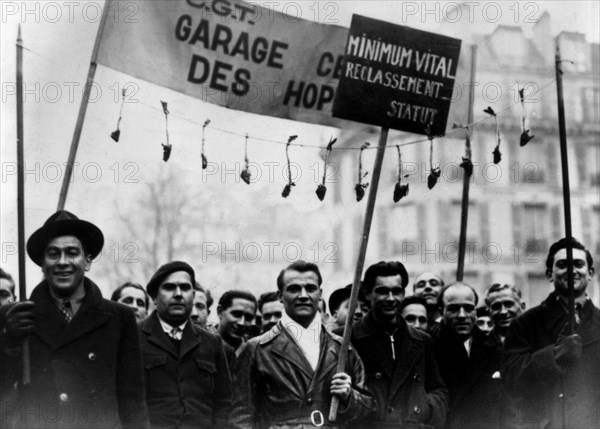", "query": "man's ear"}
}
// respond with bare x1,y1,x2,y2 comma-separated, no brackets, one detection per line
588,267,595,278
545,269,553,282
521,302,526,310
216,305,223,315
84,255,92,271
277,290,283,302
